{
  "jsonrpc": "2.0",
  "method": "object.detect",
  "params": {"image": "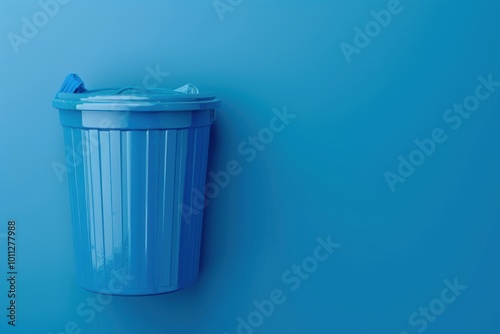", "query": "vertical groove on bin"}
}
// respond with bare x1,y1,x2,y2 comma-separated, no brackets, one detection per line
140,131,146,289
188,128,195,283
142,130,148,289
191,127,204,280
192,128,201,281
119,131,125,287
84,130,93,285
188,128,199,283
170,129,179,288
176,129,190,286
130,129,147,290
181,129,189,286
109,130,122,284
99,130,112,286
117,134,123,284
154,131,161,290
143,130,149,289
121,131,133,289
74,128,85,284
198,126,209,279
153,130,161,290
196,126,211,279
164,130,170,290
191,127,199,282
67,128,82,283
180,127,198,284
84,130,98,283
130,130,145,290
145,129,160,290
151,129,162,290
178,128,189,286
159,130,167,289
172,129,187,287
96,130,104,286
163,129,176,289
107,130,114,286
189,128,196,283
95,129,106,287
80,128,90,285
193,126,209,281
132,131,138,289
